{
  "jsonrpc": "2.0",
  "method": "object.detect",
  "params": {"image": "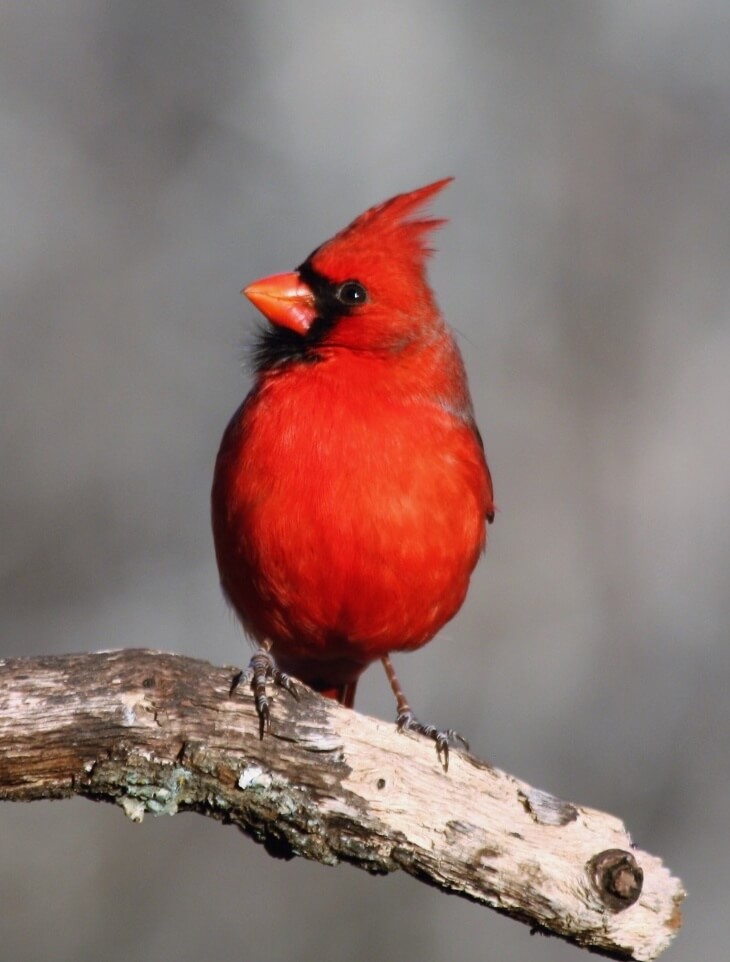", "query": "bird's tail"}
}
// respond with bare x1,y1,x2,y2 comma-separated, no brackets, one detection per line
319,682,357,709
